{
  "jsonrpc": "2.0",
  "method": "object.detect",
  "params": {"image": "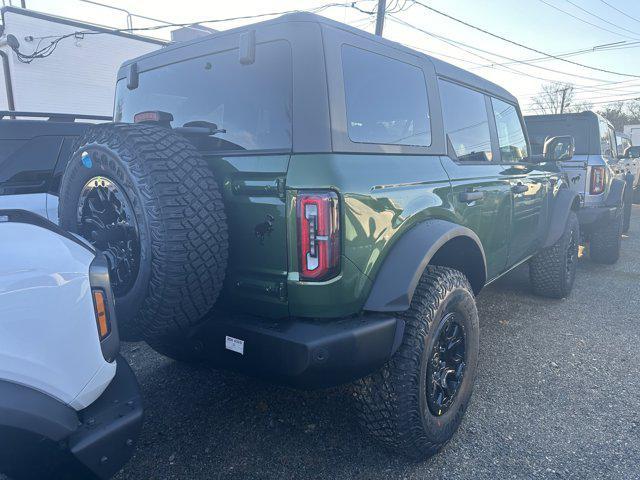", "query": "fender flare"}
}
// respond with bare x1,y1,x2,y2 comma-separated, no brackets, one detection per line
0,379,78,441
364,220,487,313
543,188,580,248
605,177,626,208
